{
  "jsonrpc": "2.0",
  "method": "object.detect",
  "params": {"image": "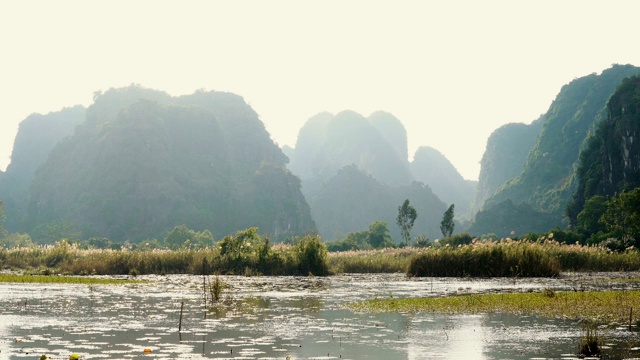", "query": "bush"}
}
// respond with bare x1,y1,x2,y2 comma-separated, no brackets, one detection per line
439,232,474,247
292,234,329,276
